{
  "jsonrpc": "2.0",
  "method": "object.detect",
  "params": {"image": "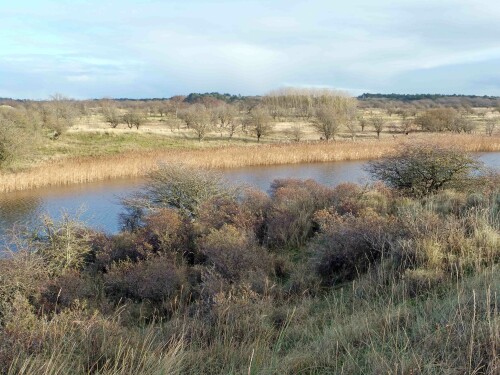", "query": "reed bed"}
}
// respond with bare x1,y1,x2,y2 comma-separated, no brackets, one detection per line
1,133,499,193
